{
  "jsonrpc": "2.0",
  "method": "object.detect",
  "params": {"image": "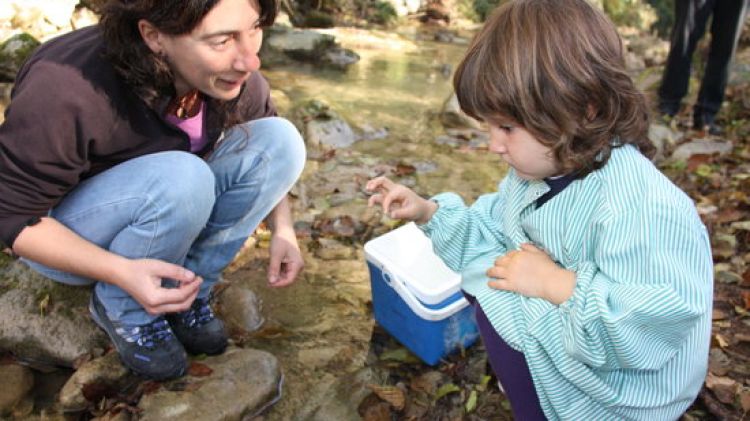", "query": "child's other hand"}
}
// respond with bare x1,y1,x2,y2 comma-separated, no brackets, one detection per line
366,176,438,224
486,243,576,305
